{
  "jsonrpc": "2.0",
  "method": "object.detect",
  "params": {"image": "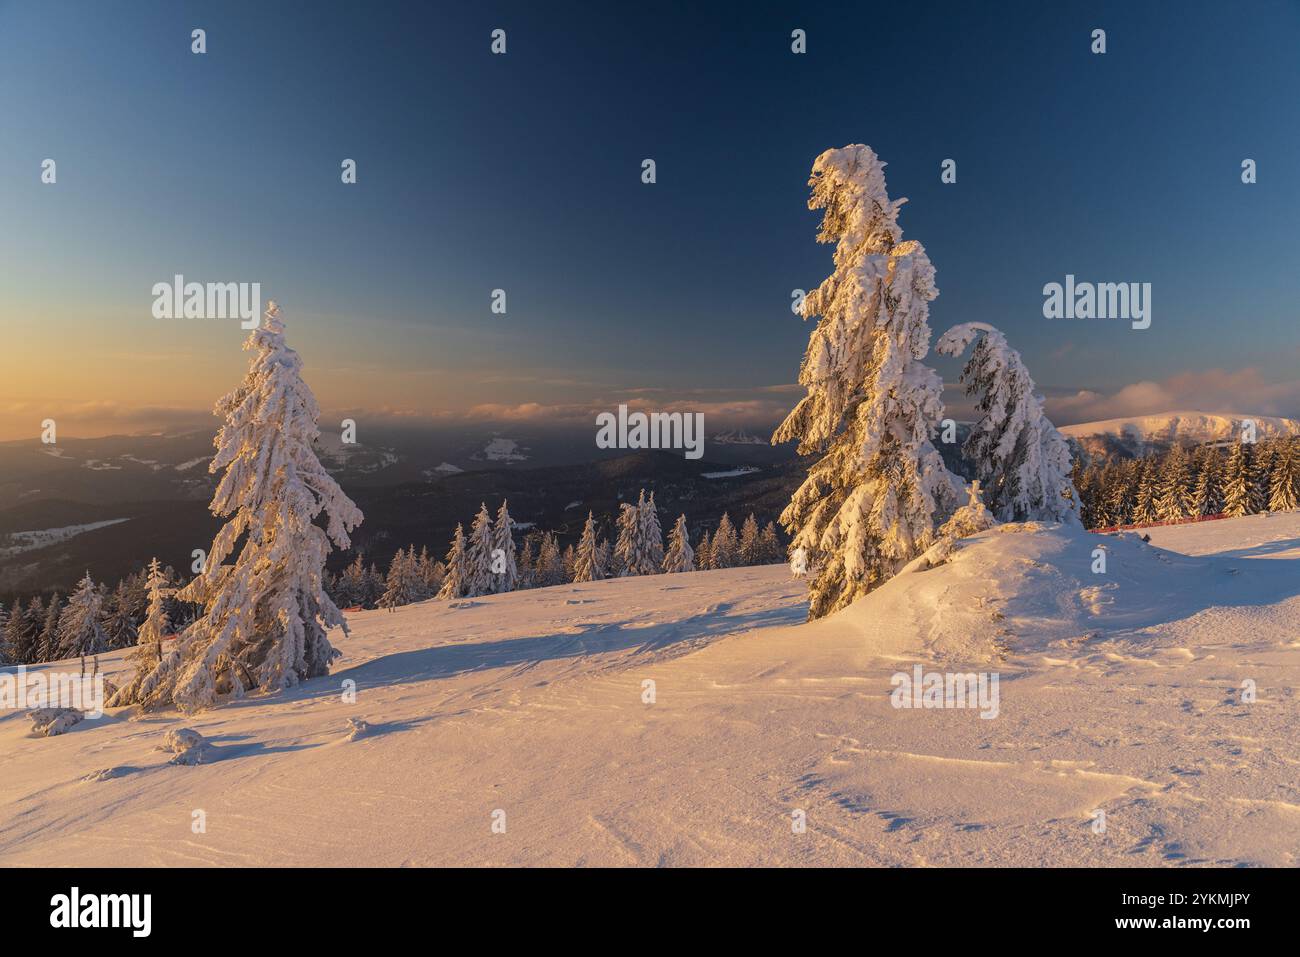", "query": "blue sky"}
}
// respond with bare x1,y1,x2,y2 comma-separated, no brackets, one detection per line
1,0,1297,438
